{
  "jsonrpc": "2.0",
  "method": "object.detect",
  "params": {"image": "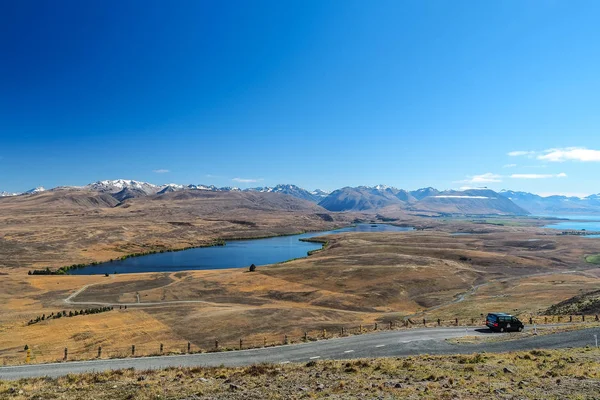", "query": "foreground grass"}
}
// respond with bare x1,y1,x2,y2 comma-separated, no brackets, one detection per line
2,348,599,399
